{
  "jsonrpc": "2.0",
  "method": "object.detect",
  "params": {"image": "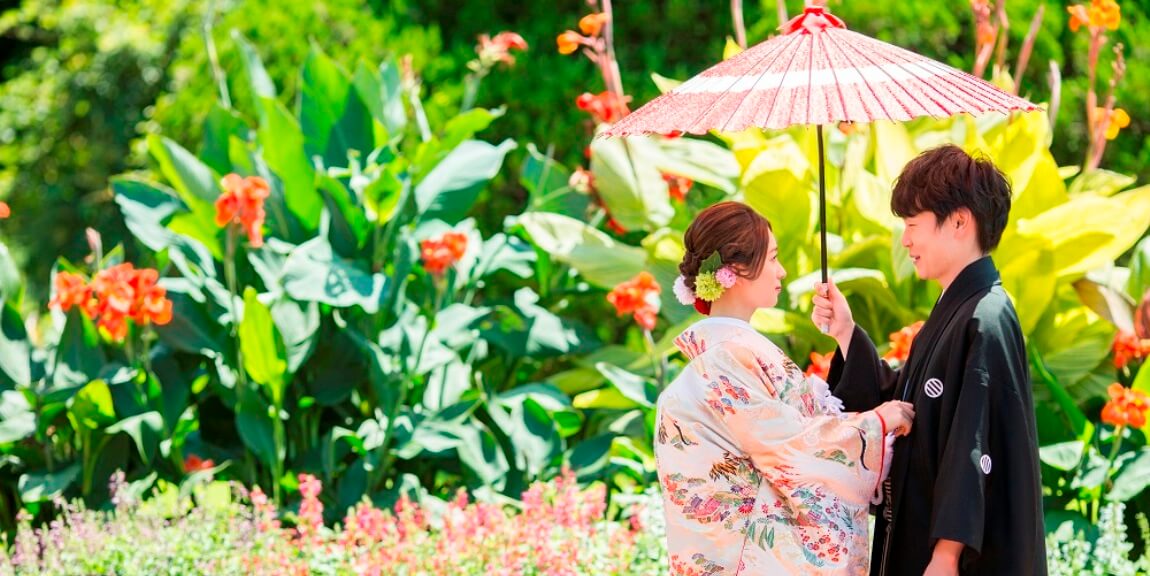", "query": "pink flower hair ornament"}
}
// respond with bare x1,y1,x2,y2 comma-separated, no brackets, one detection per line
674,251,737,311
